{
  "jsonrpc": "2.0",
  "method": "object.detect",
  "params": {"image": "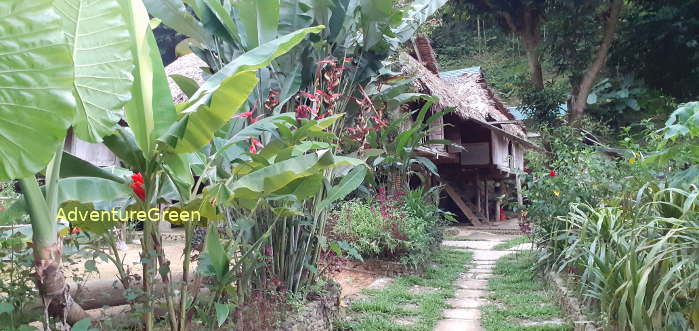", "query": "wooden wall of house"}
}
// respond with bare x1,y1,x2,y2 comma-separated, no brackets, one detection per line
459,122,491,167
491,131,509,171
65,130,120,167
